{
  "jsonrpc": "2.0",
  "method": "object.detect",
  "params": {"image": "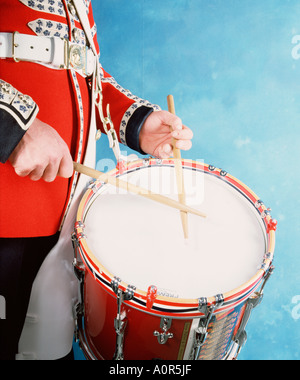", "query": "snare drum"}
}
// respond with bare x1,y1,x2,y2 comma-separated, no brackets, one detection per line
72,159,276,360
